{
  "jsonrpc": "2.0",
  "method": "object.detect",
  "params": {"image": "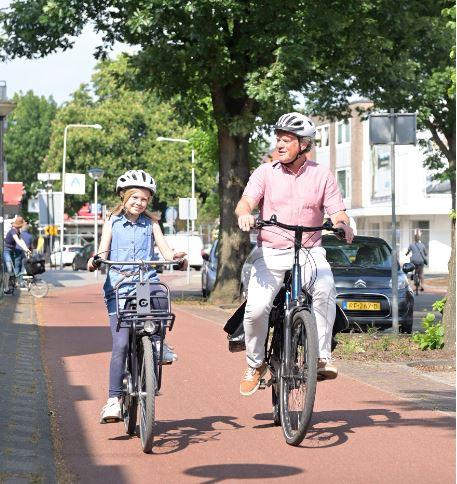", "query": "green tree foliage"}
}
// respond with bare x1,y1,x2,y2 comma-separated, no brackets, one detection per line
44,56,219,220
4,91,57,193
1,1,454,301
